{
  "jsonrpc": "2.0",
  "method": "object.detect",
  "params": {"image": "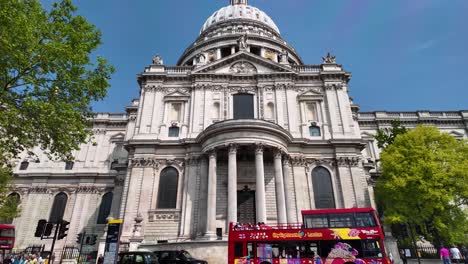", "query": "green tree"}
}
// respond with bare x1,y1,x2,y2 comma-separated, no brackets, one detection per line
375,126,468,245
0,0,114,220
374,120,408,149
